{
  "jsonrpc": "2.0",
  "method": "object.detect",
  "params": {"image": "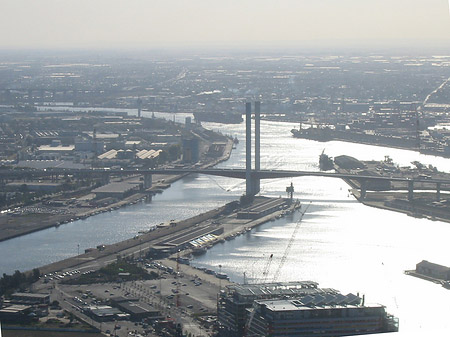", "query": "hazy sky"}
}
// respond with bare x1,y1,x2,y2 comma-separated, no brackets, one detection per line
1,0,450,49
